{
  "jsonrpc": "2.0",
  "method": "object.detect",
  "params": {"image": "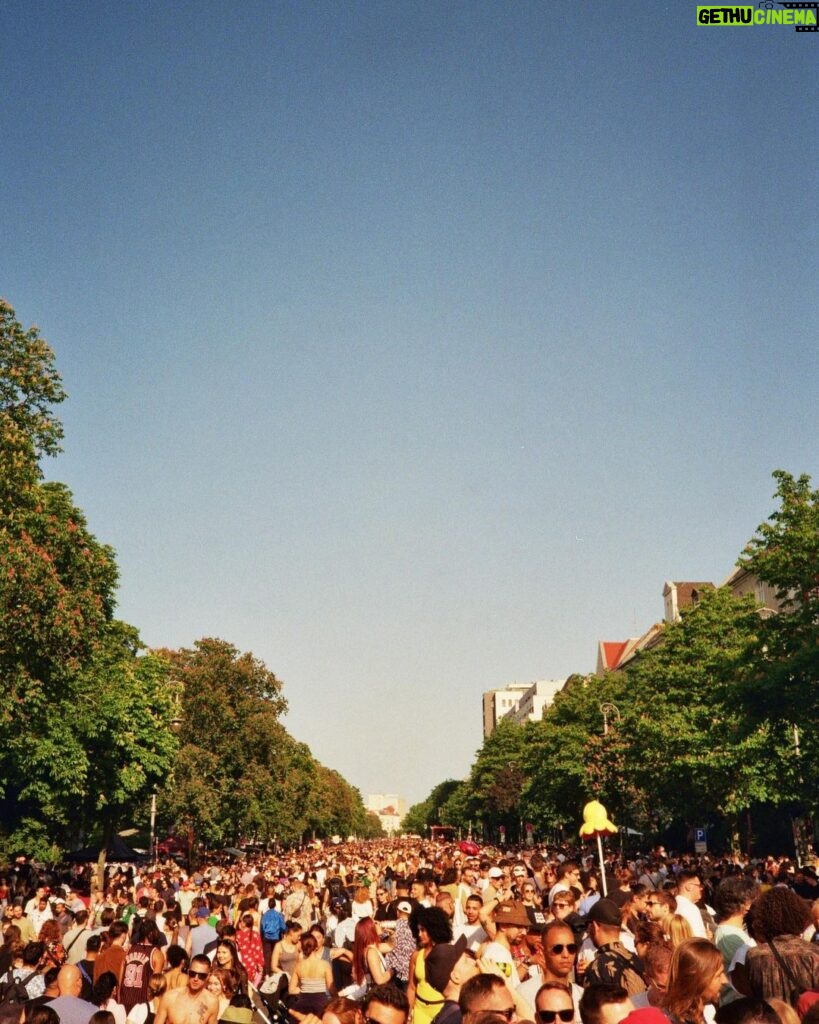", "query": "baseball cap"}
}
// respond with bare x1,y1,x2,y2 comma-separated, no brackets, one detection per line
587,898,622,926
397,900,412,914
488,867,504,879
608,890,631,909
425,935,468,992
